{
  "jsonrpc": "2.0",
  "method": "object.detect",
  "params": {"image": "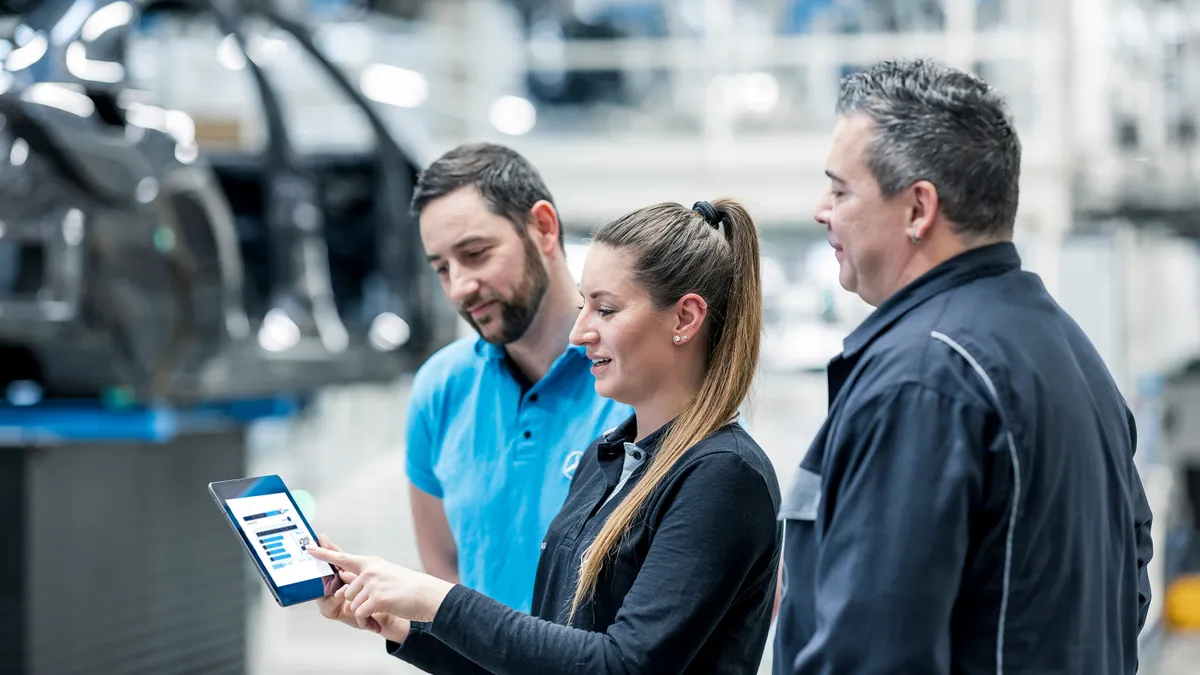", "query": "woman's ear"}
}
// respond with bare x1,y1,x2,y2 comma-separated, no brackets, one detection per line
672,293,708,345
